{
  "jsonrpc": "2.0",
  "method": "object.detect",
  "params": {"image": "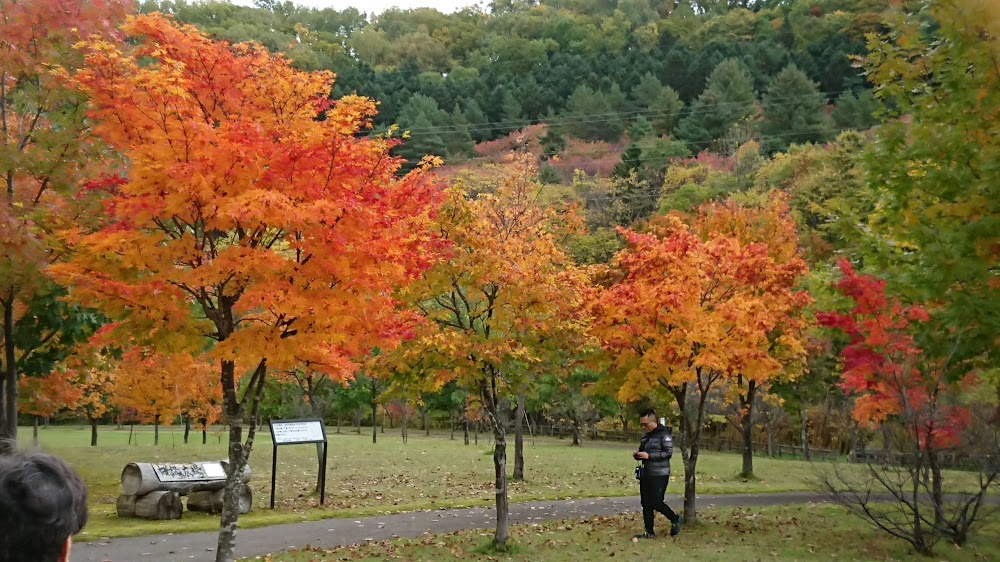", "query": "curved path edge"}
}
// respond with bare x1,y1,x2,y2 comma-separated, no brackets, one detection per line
77,492,833,561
